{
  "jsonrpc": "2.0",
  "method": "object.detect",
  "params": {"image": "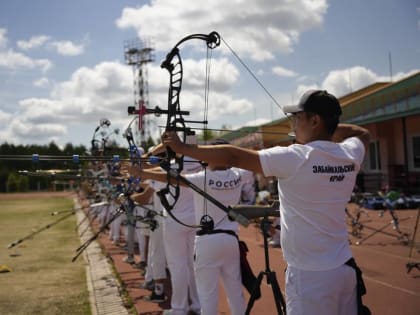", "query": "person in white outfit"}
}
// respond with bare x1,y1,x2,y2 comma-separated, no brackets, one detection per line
186,165,247,315
132,180,168,303
131,145,247,315
161,180,202,314
235,168,256,205
160,90,371,315
150,156,202,315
